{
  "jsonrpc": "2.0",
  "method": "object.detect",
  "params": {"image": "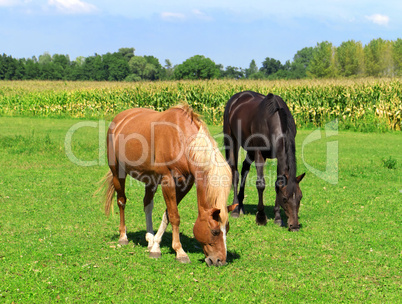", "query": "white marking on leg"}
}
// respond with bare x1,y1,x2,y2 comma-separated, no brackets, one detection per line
150,211,169,254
